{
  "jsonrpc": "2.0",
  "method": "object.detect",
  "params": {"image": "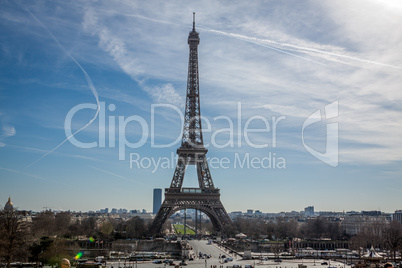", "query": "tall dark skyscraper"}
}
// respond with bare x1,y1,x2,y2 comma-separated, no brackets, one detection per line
153,188,162,214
